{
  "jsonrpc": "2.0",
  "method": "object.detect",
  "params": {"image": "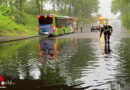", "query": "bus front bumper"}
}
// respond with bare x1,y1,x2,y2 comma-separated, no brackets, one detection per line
39,32,53,35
